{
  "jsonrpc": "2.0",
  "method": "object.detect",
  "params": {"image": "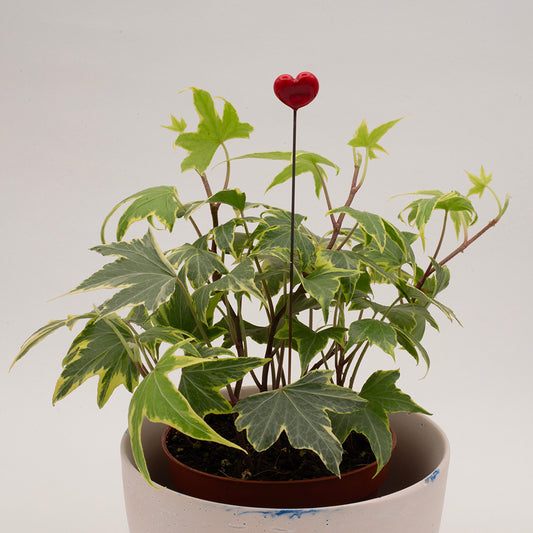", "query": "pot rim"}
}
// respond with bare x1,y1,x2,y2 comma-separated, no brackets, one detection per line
121,412,450,510
160,423,398,487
